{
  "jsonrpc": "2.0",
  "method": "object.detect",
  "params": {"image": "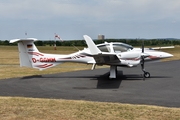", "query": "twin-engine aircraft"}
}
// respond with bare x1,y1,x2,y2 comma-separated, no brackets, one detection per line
10,35,173,79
